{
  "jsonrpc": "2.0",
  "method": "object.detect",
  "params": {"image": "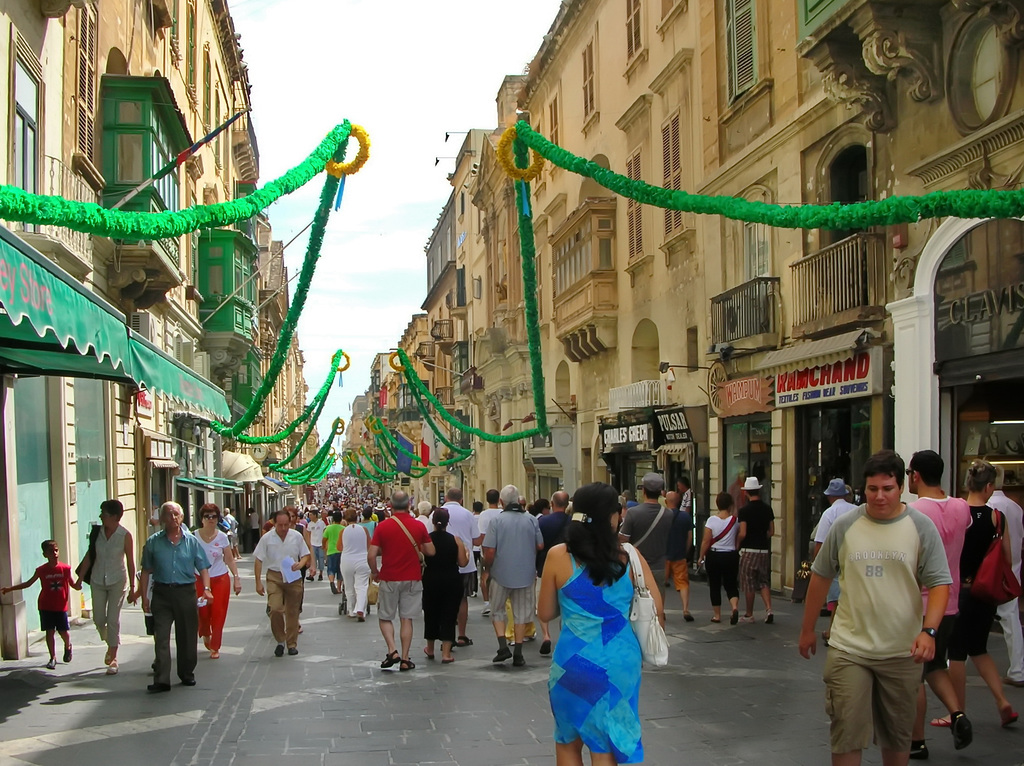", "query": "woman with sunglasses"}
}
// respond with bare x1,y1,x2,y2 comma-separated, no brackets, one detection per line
195,503,242,658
